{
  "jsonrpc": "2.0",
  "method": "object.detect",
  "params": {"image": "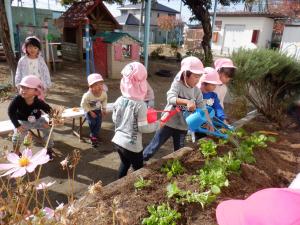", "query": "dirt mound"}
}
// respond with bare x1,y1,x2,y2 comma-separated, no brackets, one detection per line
68,115,300,225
